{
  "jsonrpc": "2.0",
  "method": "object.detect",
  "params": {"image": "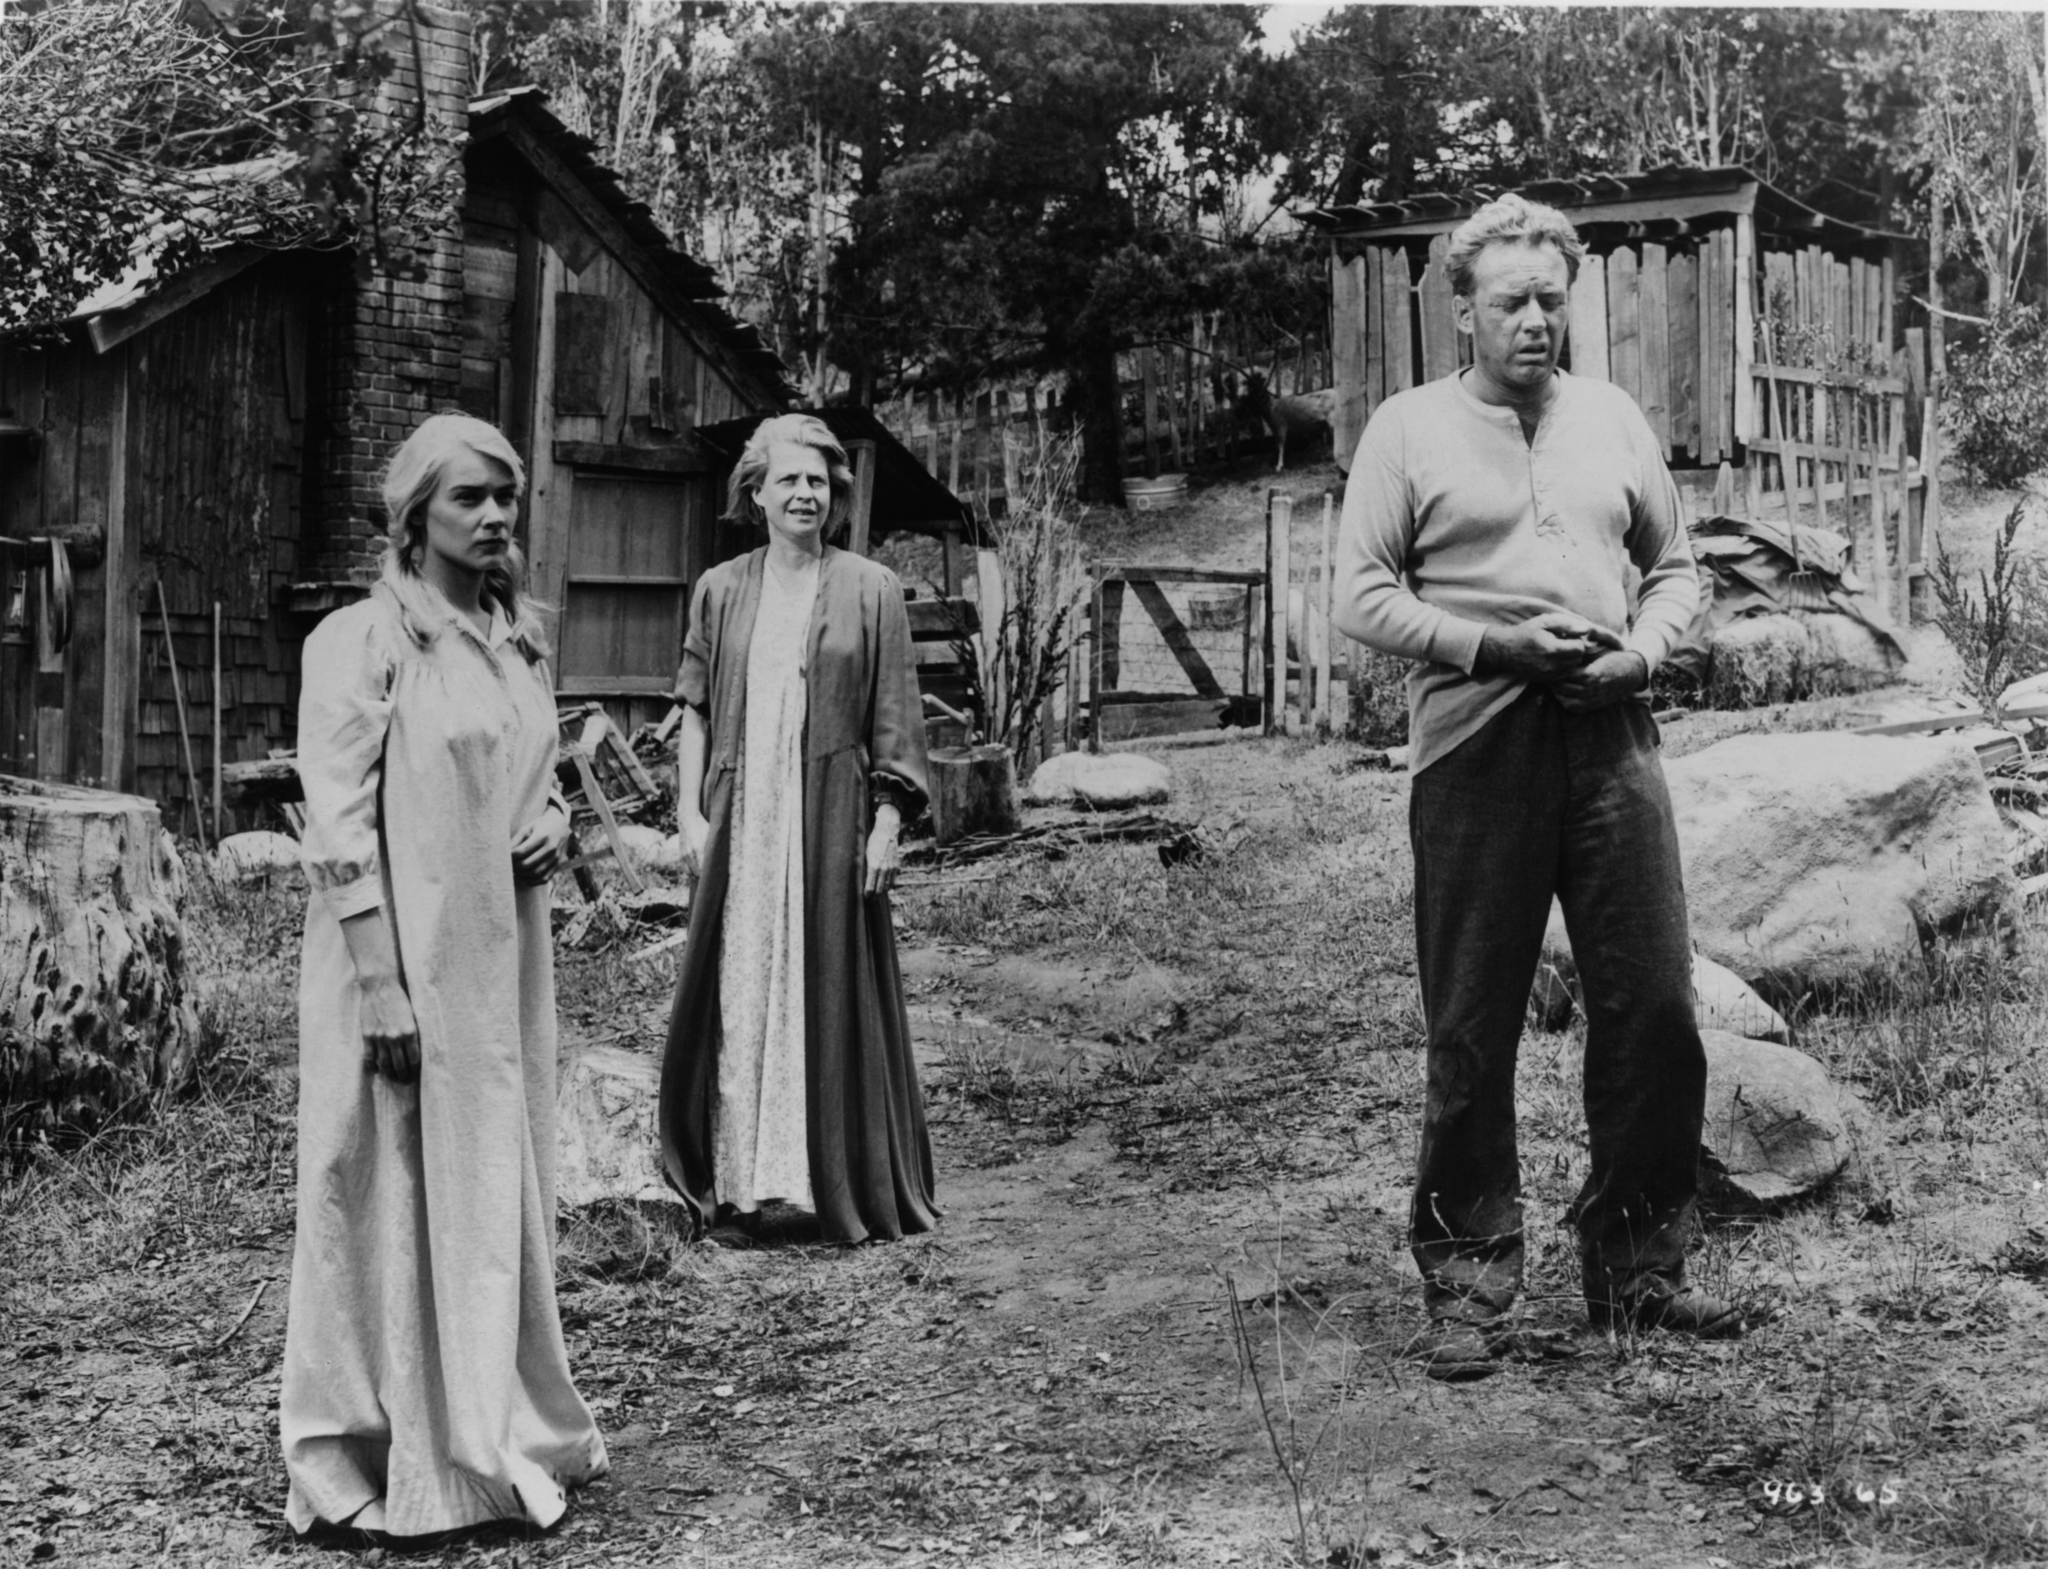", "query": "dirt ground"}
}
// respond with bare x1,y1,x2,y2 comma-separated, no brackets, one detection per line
9,454,2048,1569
